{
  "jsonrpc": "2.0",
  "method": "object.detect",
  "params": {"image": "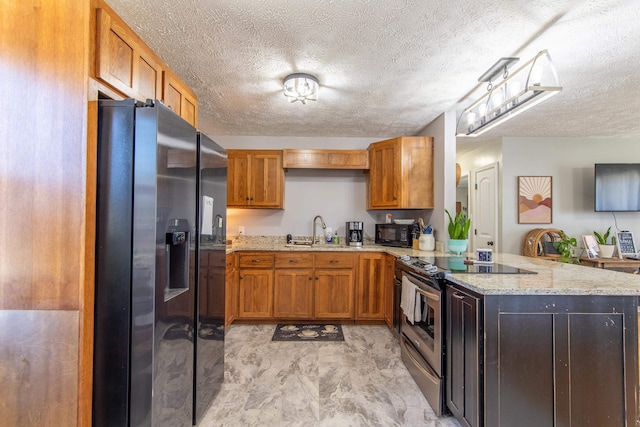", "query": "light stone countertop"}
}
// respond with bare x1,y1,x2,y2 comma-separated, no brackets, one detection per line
226,237,640,296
